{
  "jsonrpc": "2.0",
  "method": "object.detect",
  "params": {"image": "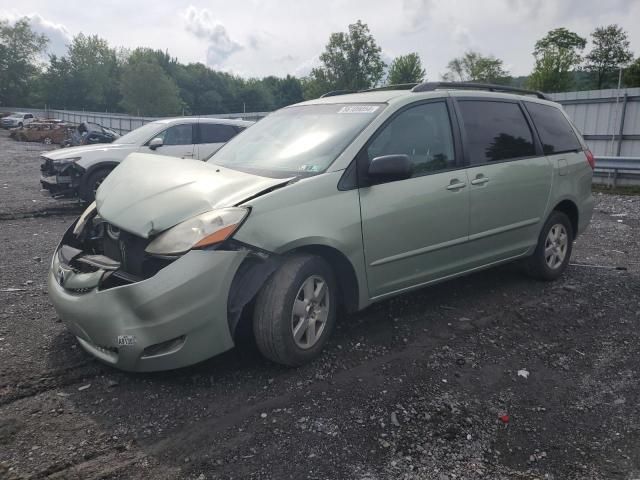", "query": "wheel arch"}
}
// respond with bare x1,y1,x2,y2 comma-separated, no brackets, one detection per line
551,198,579,238
286,243,360,314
